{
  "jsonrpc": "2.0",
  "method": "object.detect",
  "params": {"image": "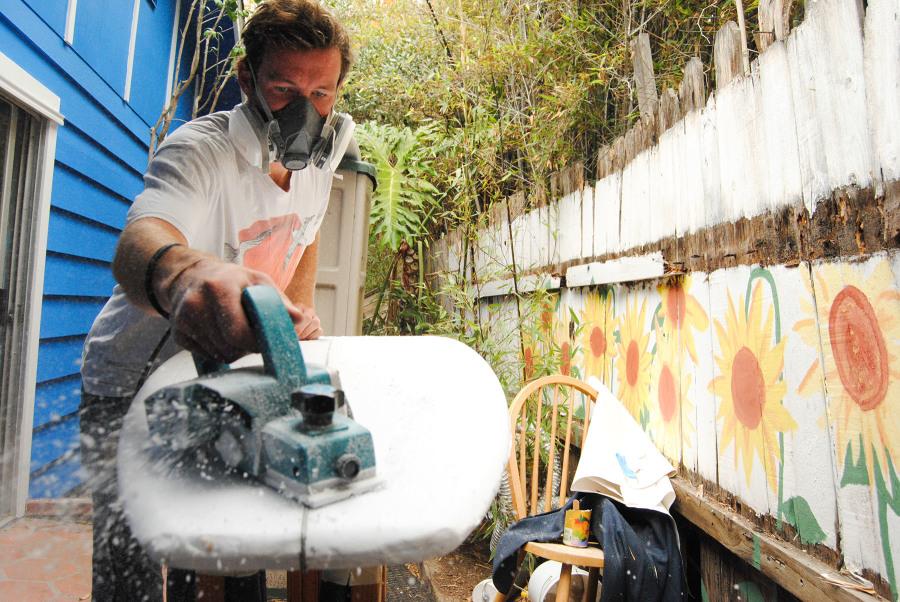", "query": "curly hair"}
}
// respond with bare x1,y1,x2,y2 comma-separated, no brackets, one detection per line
239,0,353,84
